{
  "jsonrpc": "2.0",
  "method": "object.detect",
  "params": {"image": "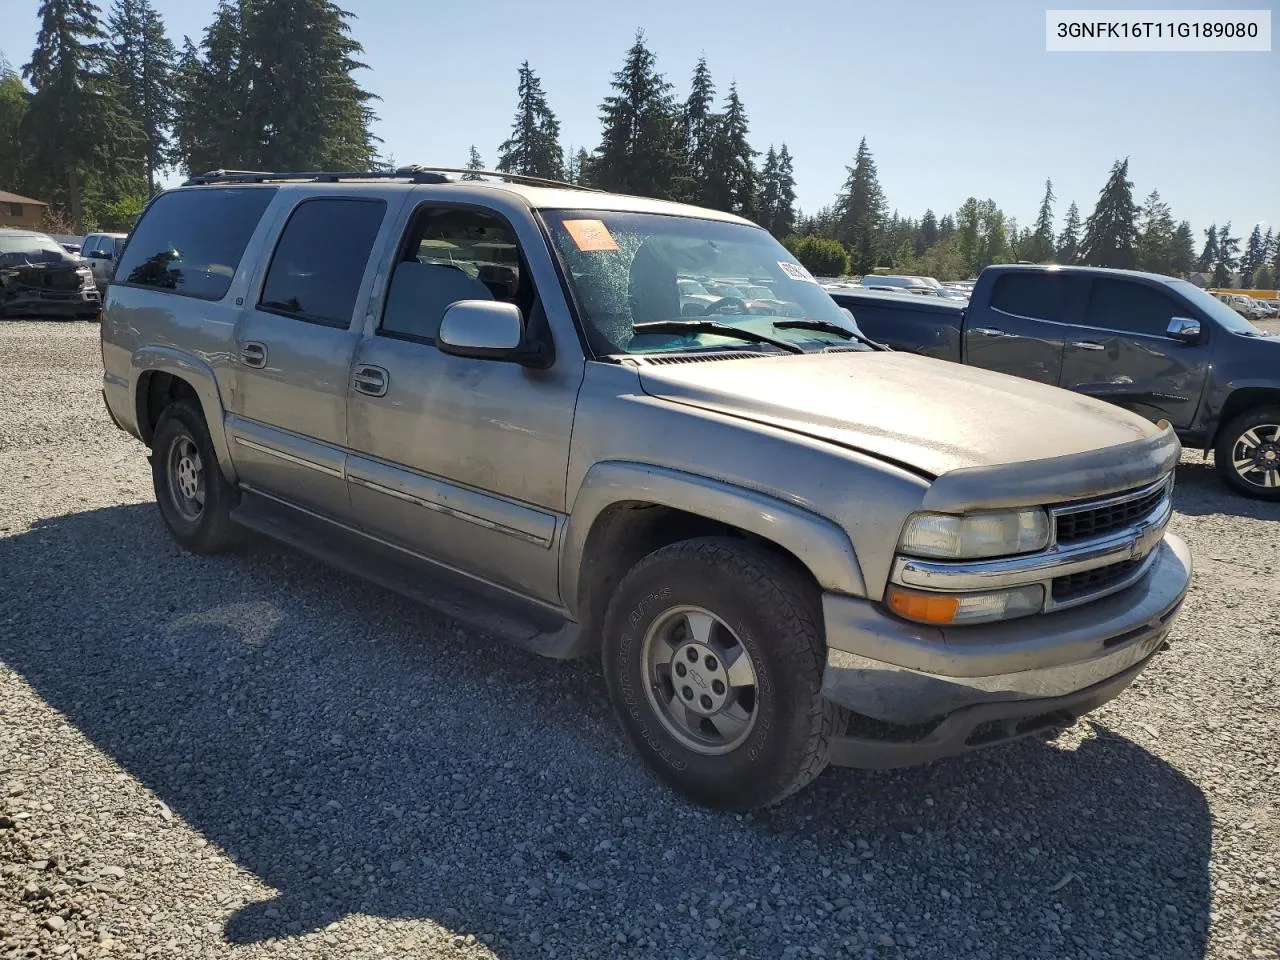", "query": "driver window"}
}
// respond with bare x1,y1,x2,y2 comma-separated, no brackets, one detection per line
380,206,533,344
